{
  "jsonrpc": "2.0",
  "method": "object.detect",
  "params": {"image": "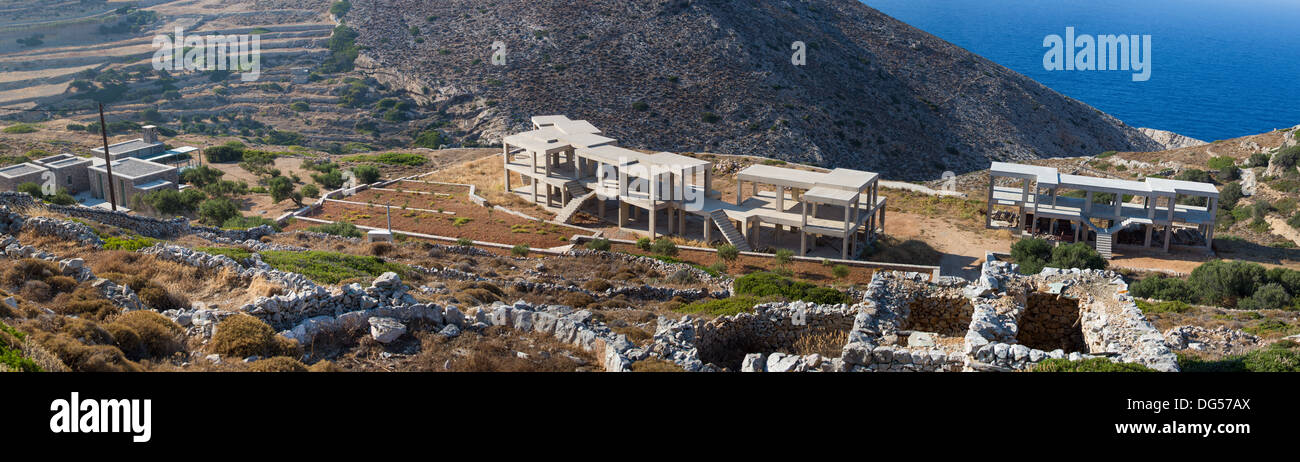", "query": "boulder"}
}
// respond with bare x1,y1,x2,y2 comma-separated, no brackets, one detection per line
369,317,406,343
